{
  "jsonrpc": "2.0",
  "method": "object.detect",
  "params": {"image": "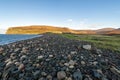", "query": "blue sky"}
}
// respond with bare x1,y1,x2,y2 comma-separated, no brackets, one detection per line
0,0,120,33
